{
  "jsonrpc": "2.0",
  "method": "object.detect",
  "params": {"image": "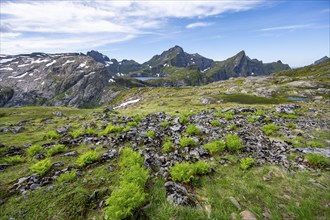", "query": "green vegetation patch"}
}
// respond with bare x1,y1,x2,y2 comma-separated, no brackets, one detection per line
169,161,210,183
47,144,66,157
179,137,197,148
99,124,124,136
305,154,329,168
225,134,243,152
4,155,25,164
203,140,226,154
44,130,60,140
240,157,255,170
75,150,99,167
30,158,52,175
57,170,77,184
26,145,45,158
262,123,279,136
185,124,201,135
